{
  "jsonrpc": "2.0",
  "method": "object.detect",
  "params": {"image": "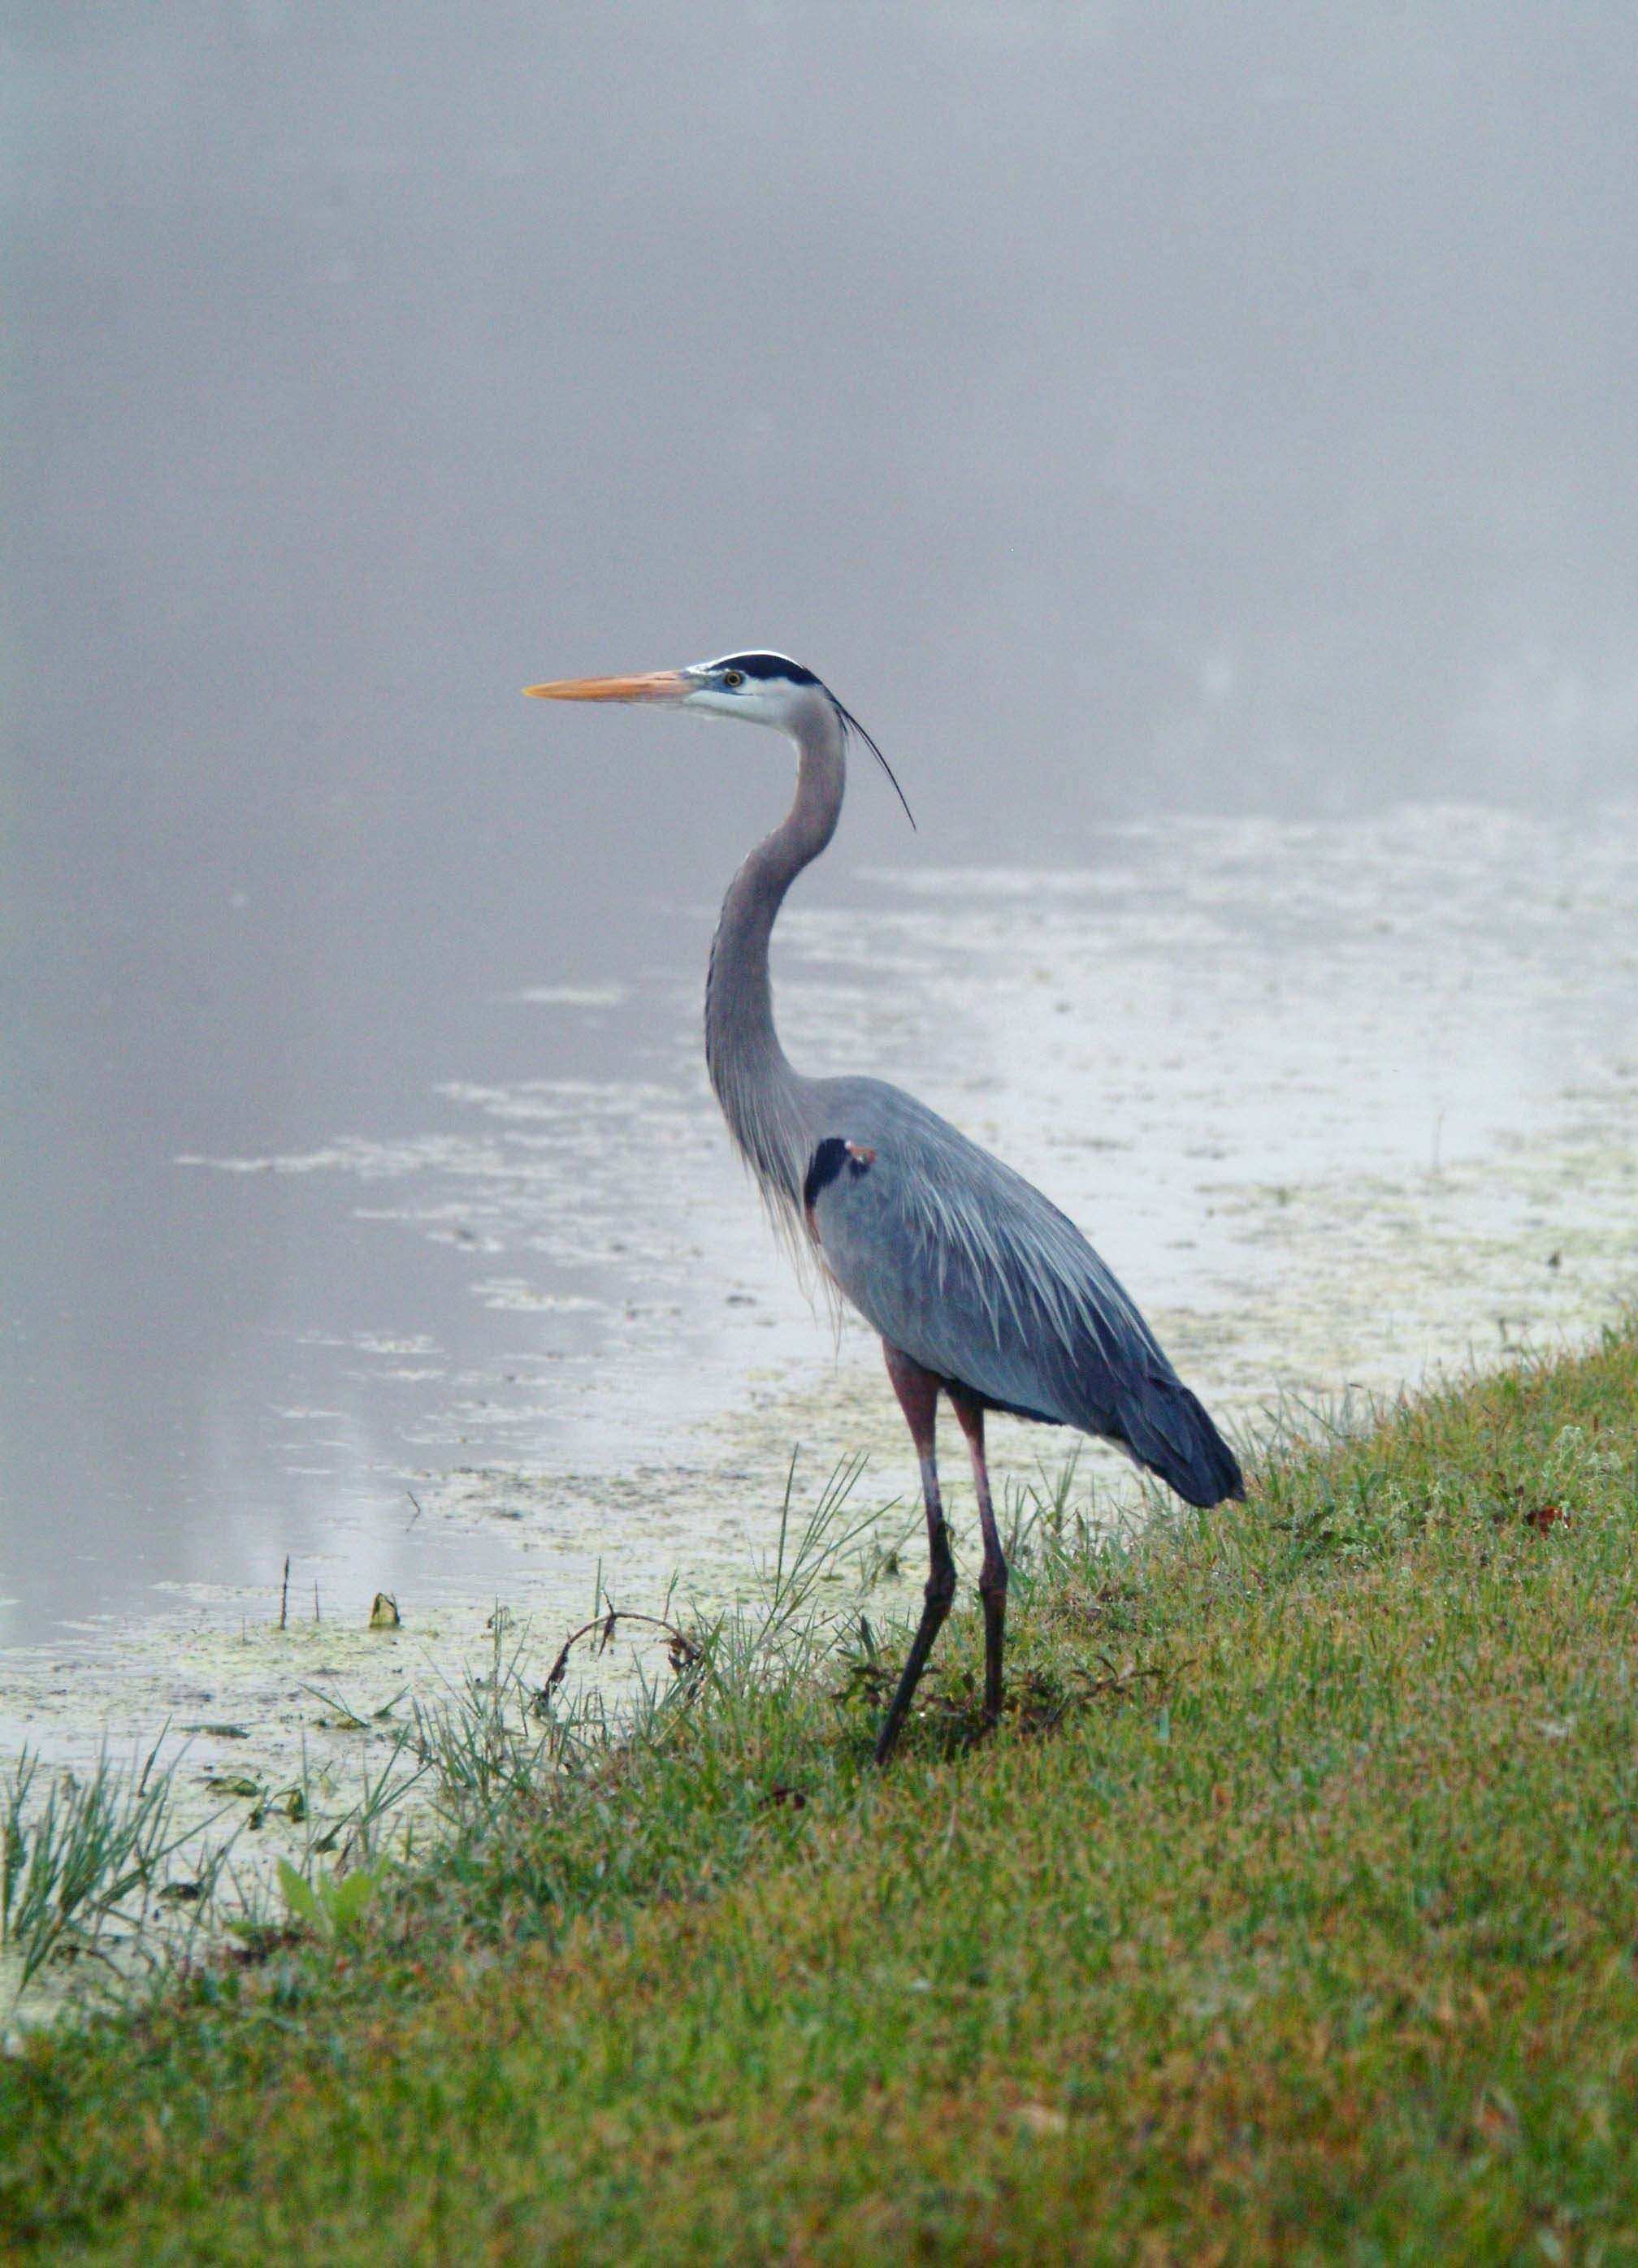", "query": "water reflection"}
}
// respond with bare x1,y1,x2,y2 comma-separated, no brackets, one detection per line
7,9,1638,1688
6,799,1636,1667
